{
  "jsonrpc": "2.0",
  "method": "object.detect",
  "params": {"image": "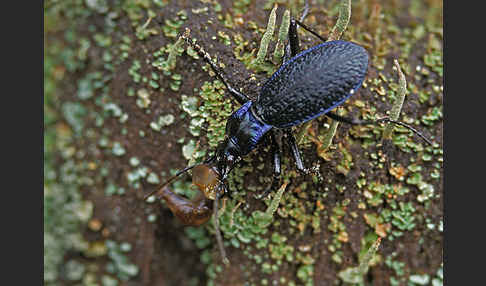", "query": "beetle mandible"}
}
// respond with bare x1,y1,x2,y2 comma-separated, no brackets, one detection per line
146,11,431,264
